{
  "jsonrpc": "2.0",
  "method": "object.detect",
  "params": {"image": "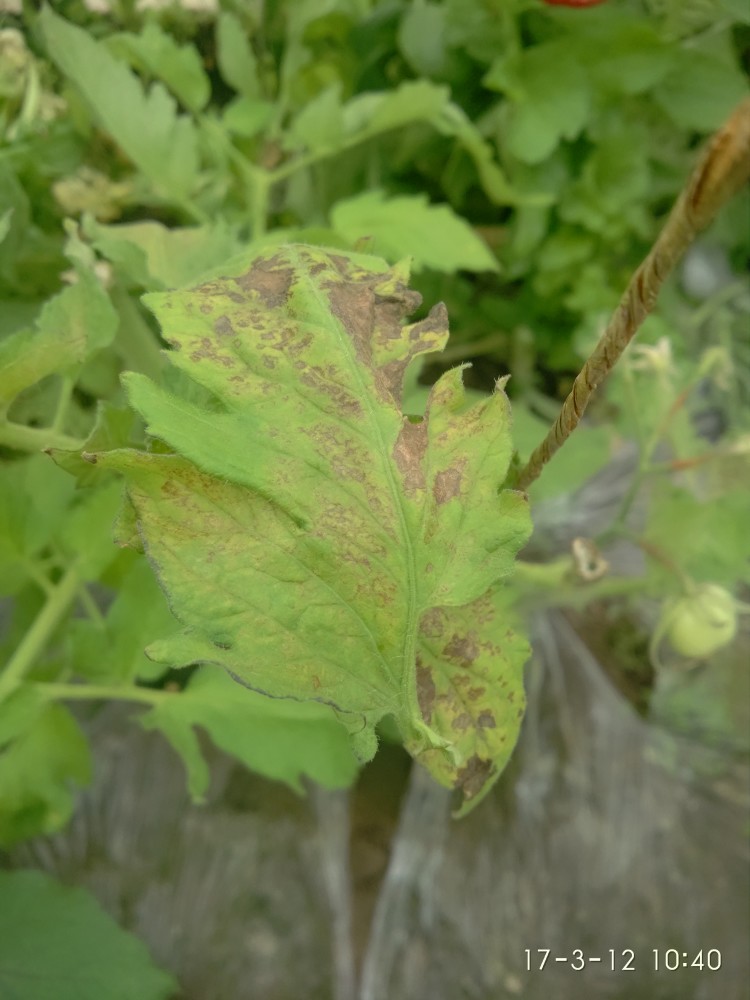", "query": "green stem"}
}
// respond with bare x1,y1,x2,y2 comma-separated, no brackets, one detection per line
0,563,82,702
50,375,75,434
249,170,270,239
0,420,85,453
36,682,172,706
77,585,107,628
200,117,270,237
